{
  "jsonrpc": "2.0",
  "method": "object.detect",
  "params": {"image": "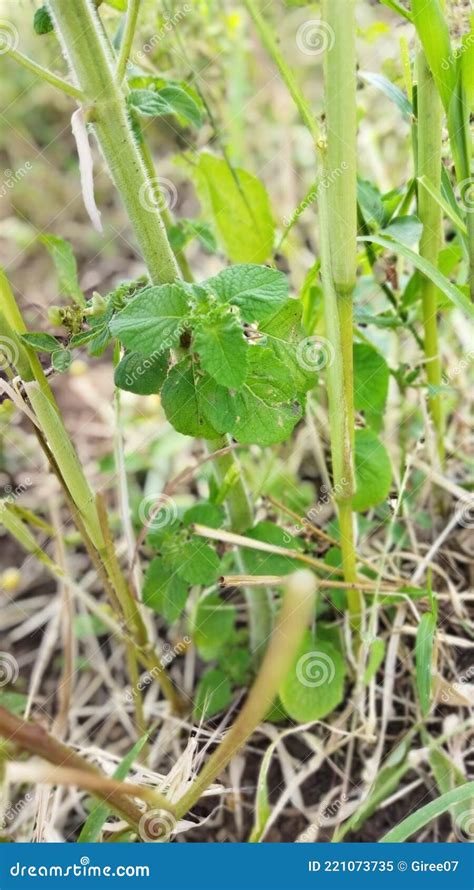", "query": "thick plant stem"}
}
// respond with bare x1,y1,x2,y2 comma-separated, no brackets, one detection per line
46,0,271,654
47,0,180,285
416,51,445,465
174,571,316,819
320,0,362,629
